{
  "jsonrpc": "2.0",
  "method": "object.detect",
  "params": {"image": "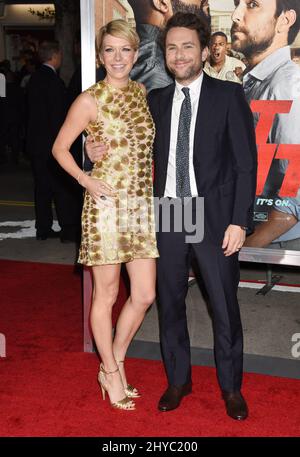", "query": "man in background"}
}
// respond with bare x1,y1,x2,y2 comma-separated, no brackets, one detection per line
231,0,300,249
27,41,79,242
204,31,246,83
